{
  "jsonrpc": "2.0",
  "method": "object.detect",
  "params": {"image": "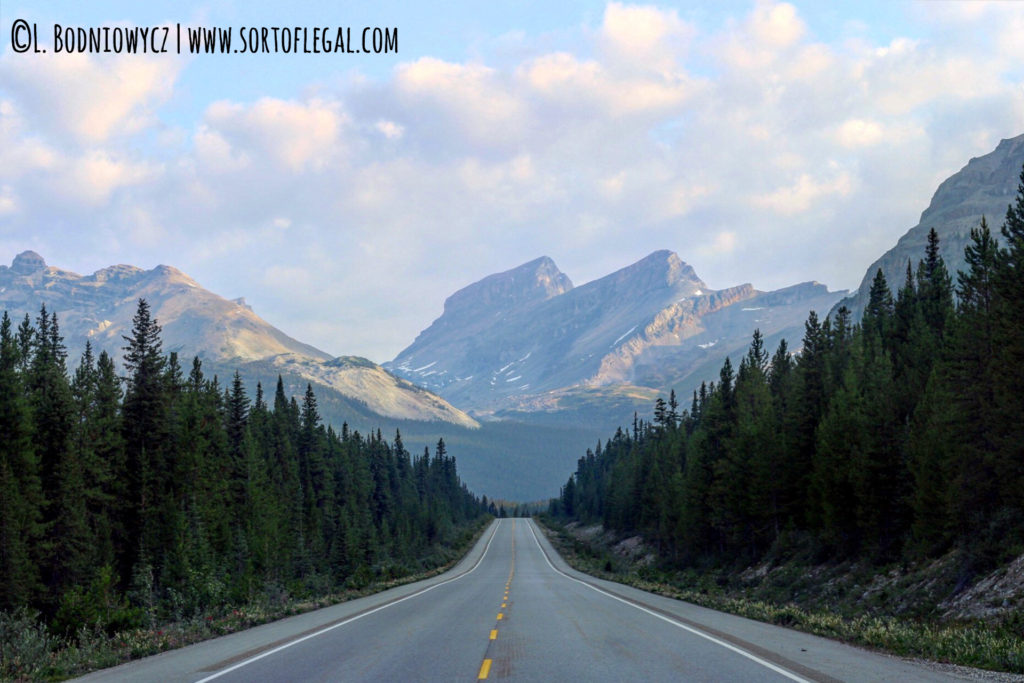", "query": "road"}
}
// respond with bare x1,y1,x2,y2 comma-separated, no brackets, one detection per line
79,518,971,682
